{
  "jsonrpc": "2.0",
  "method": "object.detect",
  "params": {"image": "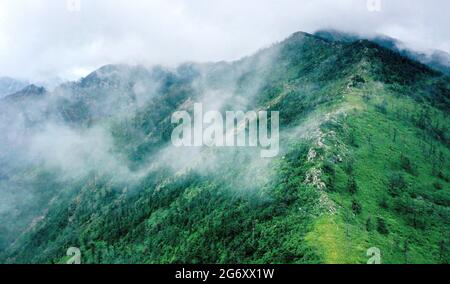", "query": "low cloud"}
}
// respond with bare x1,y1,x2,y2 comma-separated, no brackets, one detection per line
0,0,448,82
